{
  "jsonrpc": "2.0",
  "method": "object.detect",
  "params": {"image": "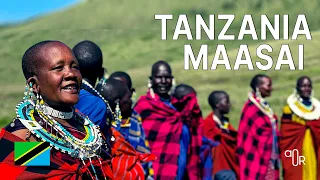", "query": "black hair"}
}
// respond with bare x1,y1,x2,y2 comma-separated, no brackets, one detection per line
151,60,172,76
96,79,128,109
173,84,196,100
208,90,228,109
72,40,103,79
109,71,132,89
22,40,62,79
250,74,270,91
296,76,312,89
